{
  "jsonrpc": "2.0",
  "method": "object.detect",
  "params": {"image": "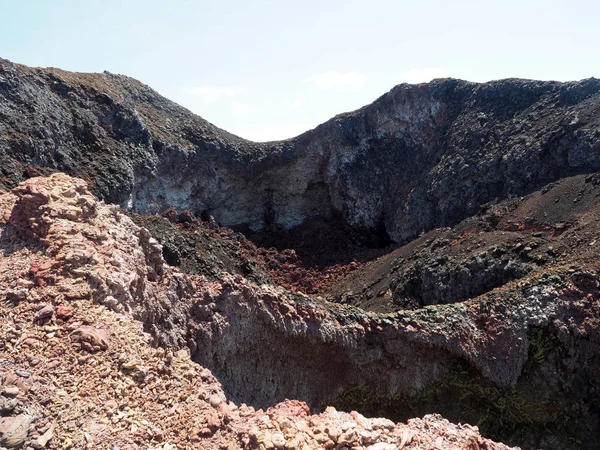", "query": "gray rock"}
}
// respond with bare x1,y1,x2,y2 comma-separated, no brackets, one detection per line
0,414,33,448
1,58,599,245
